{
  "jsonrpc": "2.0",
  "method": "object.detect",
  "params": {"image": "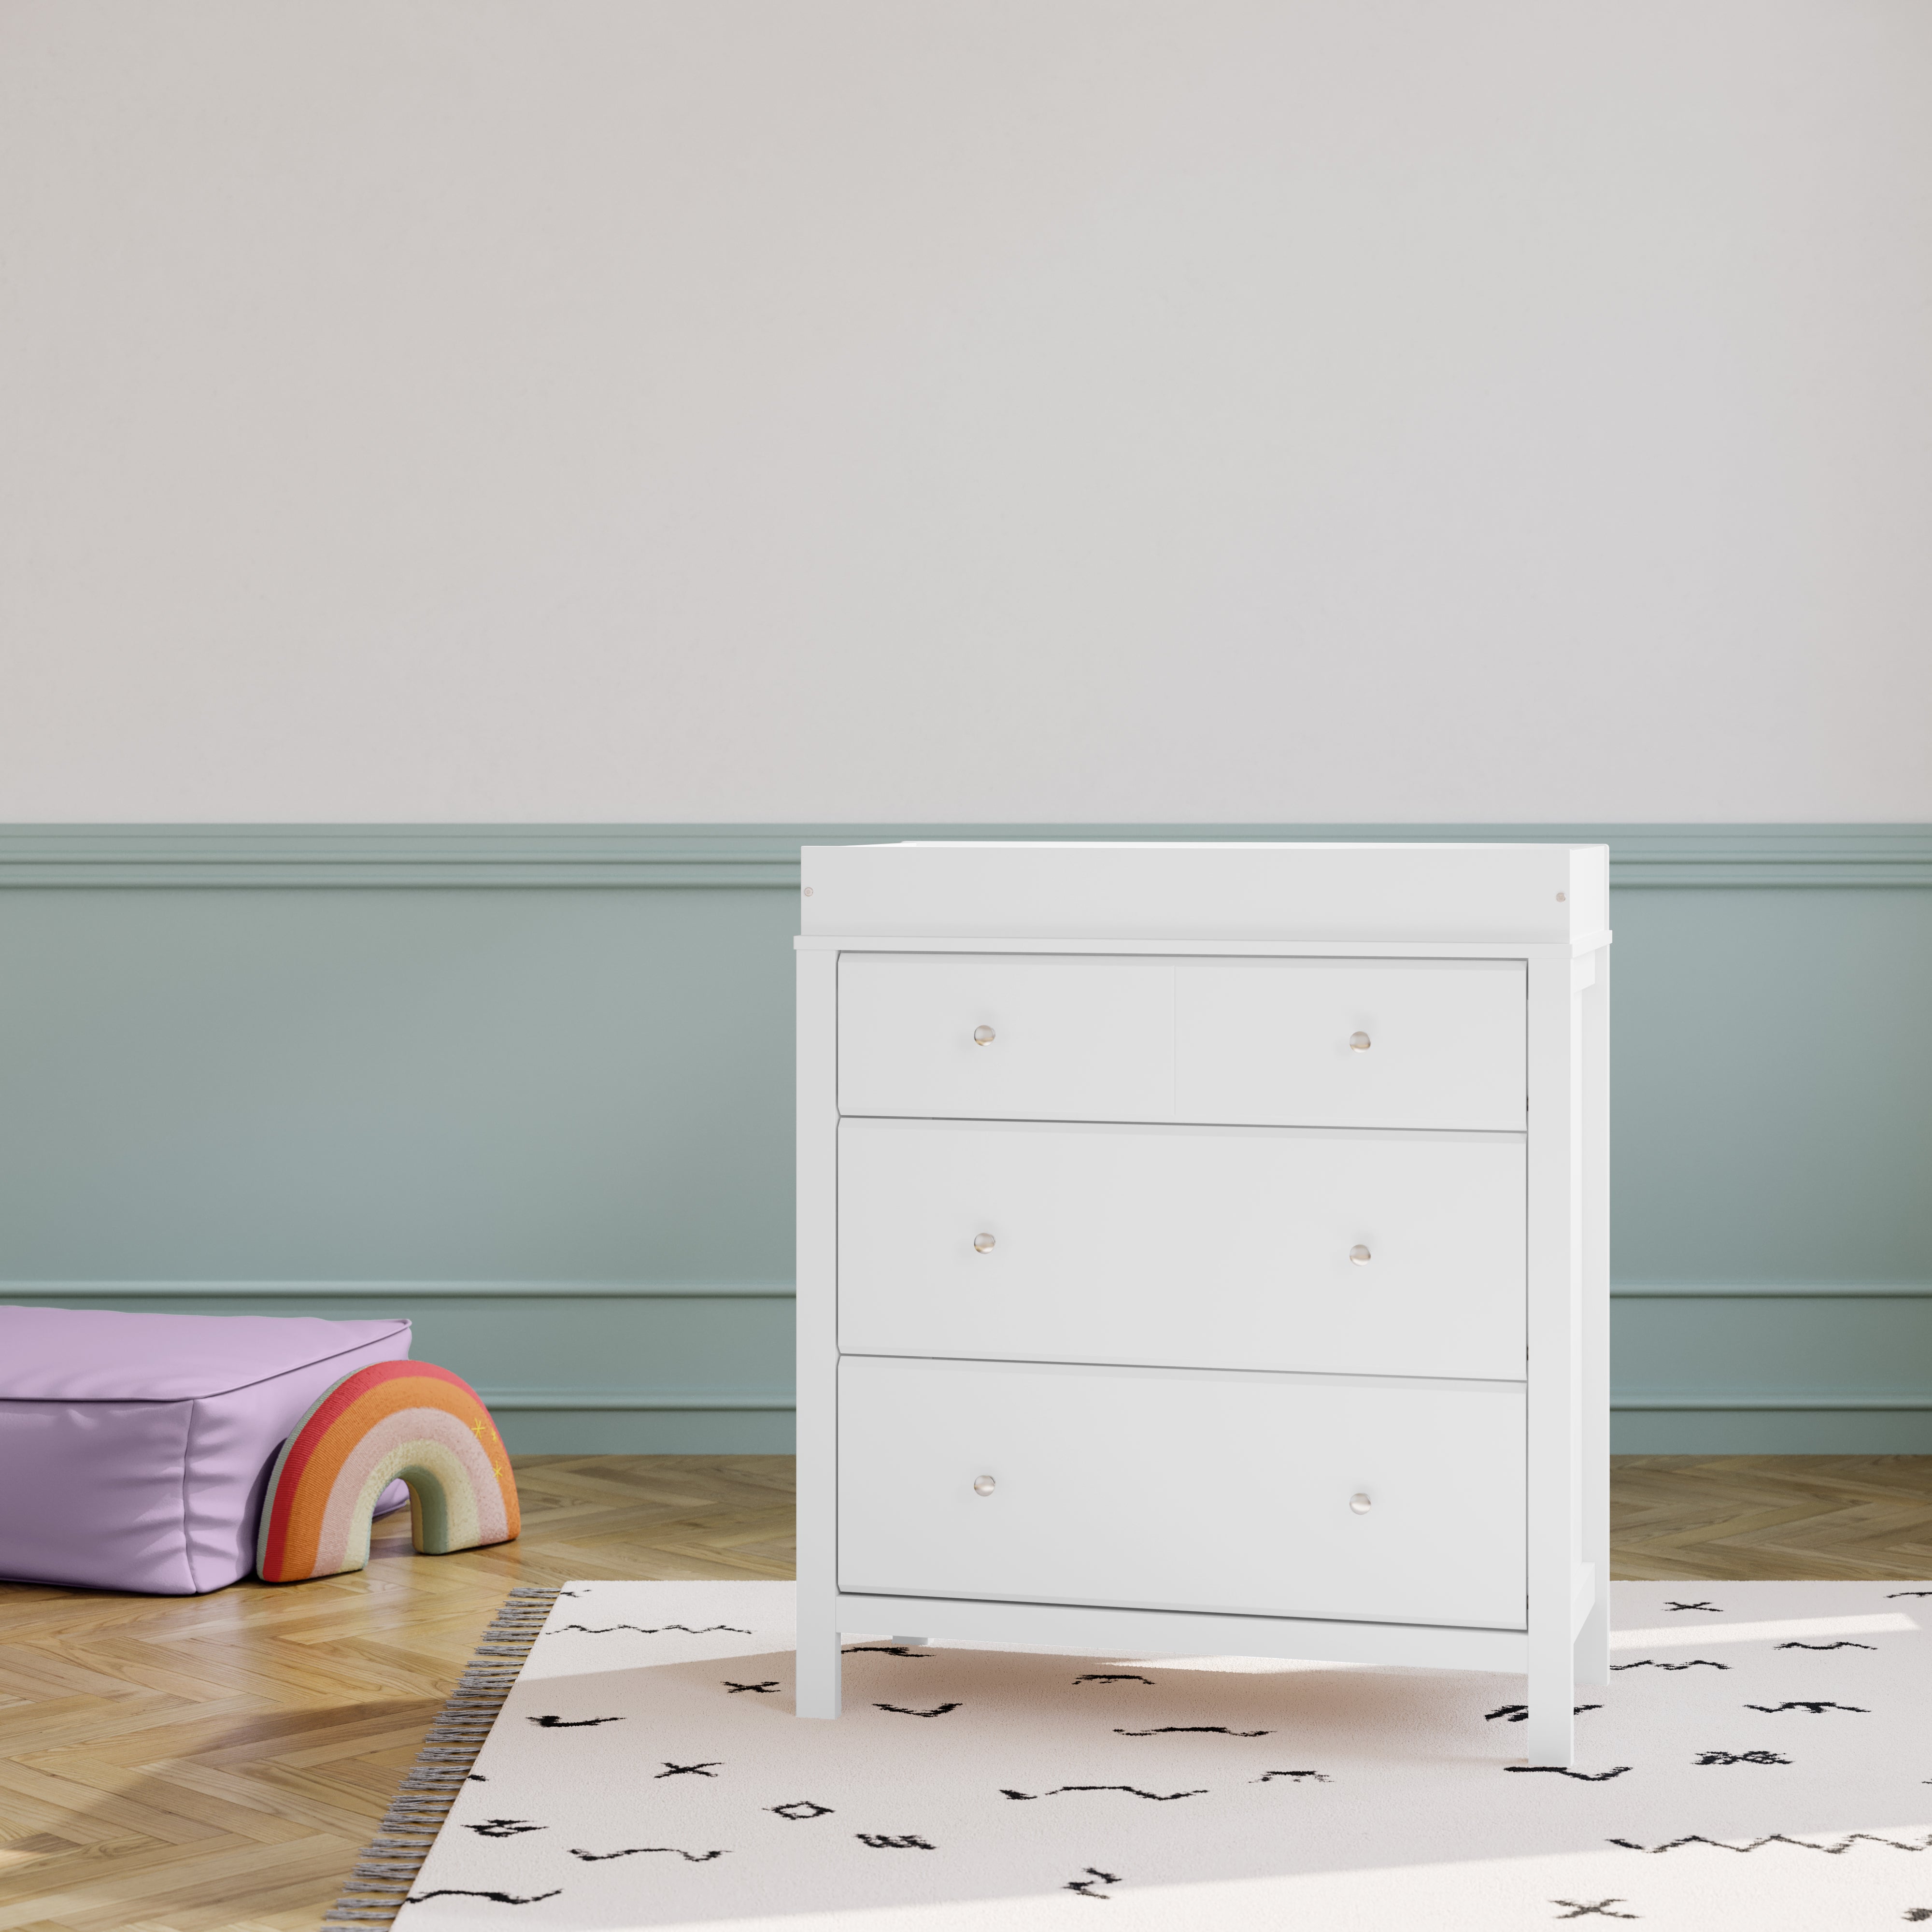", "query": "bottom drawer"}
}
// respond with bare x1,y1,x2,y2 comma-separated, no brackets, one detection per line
838,1356,1525,1631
